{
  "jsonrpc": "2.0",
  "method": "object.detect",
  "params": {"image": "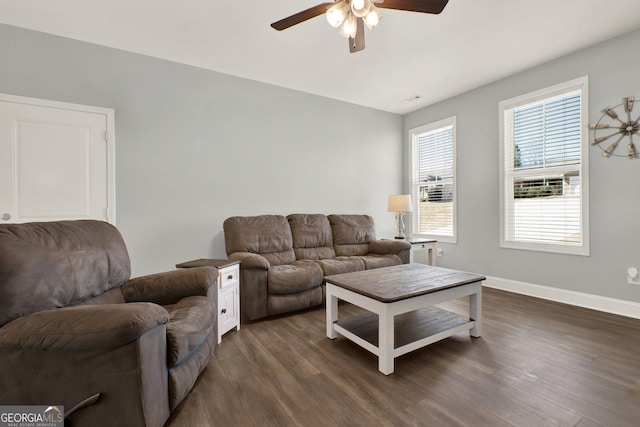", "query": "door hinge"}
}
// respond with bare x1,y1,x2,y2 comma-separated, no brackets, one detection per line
104,130,109,143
